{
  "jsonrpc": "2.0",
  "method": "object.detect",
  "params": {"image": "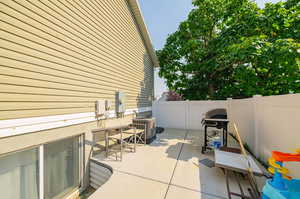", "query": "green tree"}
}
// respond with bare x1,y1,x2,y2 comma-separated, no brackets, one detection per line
157,0,300,100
